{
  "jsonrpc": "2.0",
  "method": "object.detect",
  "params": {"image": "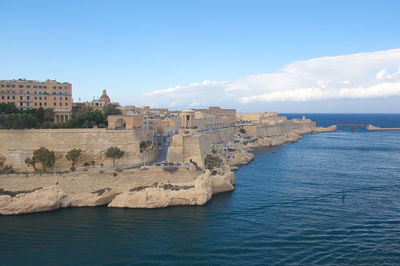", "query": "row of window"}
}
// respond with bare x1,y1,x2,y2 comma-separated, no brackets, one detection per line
0,90,69,95
0,84,69,89
3,101,68,107
1,95,69,101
